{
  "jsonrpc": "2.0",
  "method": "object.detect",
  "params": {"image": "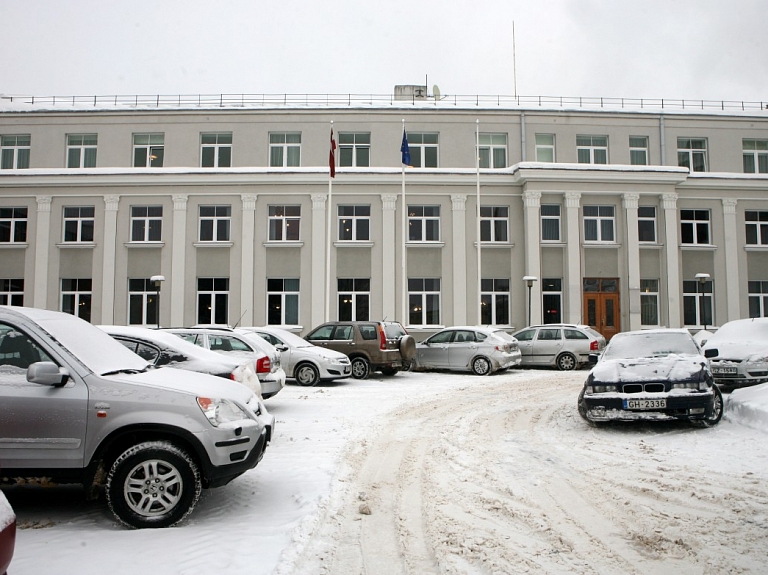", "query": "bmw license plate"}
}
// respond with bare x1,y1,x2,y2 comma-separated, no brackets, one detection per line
624,398,667,410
